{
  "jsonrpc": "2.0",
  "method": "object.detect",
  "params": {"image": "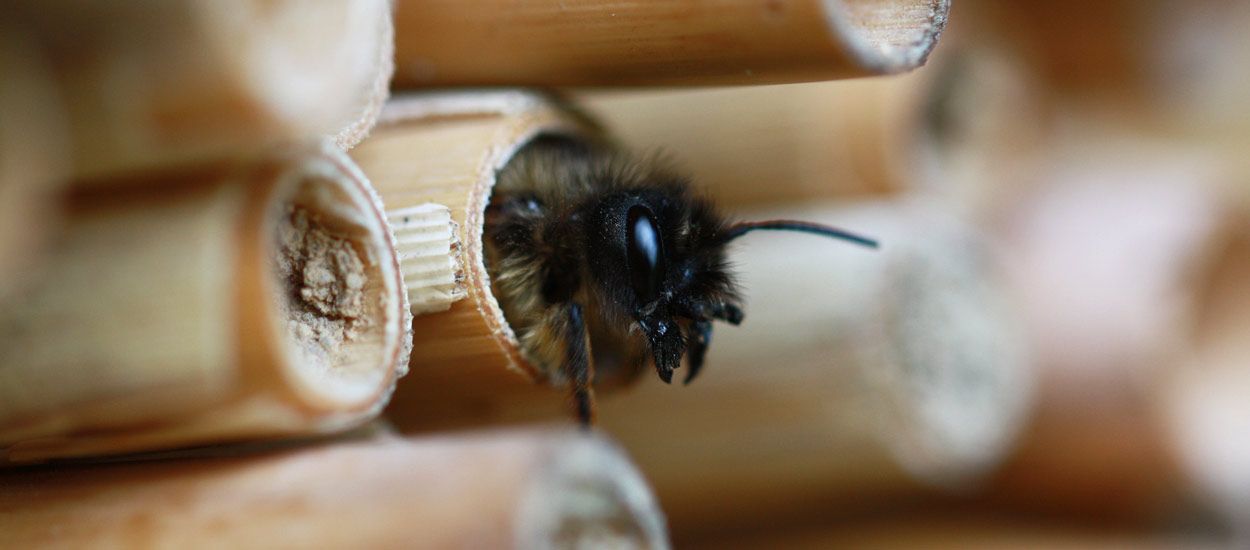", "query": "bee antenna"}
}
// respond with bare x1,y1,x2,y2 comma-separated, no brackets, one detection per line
722,220,879,248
